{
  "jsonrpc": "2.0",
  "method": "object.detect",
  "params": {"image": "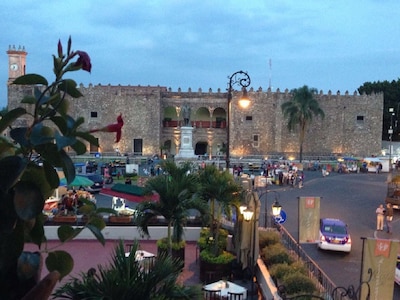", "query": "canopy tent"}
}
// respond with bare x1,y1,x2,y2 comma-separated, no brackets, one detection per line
363,157,382,163
59,176,94,187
